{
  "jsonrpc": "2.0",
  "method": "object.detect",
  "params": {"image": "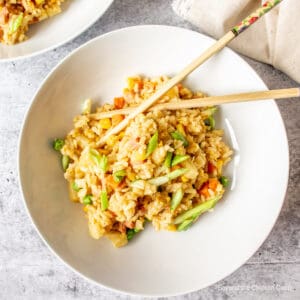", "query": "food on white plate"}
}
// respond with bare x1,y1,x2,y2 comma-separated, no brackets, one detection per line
0,0,65,44
53,76,232,247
